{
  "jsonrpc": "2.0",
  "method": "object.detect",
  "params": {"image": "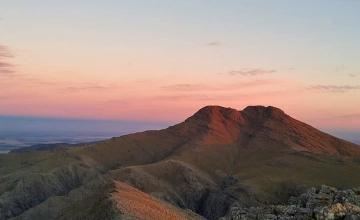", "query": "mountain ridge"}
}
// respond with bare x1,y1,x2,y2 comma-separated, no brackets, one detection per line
175,105,360,156
1,105,360,220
